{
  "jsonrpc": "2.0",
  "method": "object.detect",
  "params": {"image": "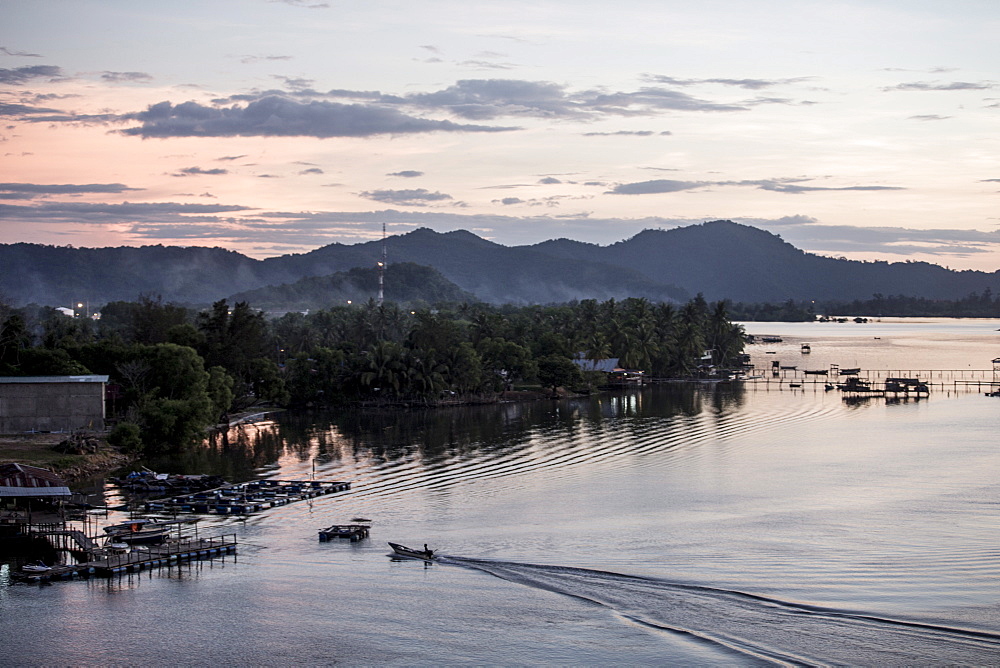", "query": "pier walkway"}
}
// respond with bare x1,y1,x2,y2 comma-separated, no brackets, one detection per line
12,534,238,582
